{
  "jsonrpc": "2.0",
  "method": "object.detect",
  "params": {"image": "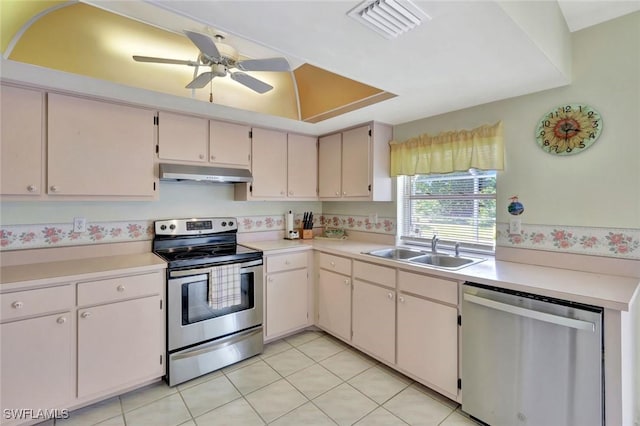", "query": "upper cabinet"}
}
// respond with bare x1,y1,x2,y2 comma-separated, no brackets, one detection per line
157,113,251,169
48,93,156,198
236,129,318,201
318,122,392,201
210,120,251,169
157,111,208,163
0,85,44,196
